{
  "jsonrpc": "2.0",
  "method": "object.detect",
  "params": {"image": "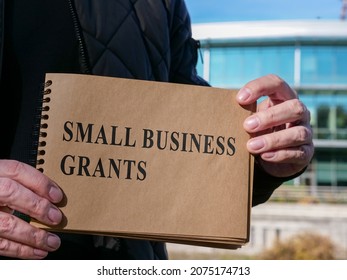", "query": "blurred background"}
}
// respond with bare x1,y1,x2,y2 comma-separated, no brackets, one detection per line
167,0,347,260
